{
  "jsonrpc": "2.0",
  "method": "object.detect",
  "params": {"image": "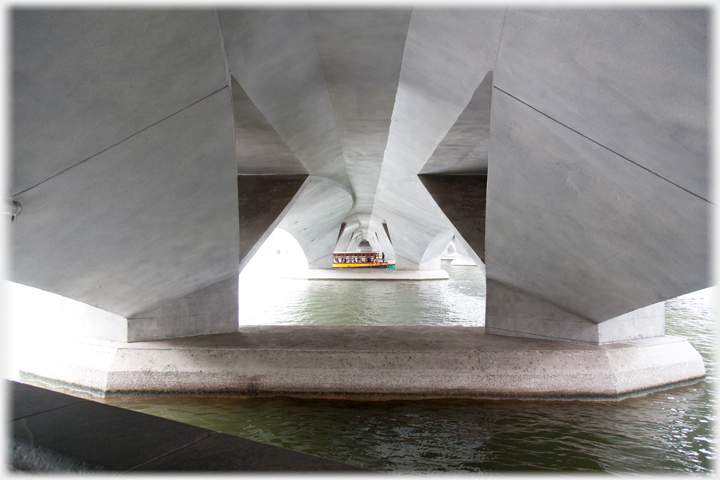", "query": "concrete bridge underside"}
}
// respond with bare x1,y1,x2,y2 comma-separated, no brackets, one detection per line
7,9,710,398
